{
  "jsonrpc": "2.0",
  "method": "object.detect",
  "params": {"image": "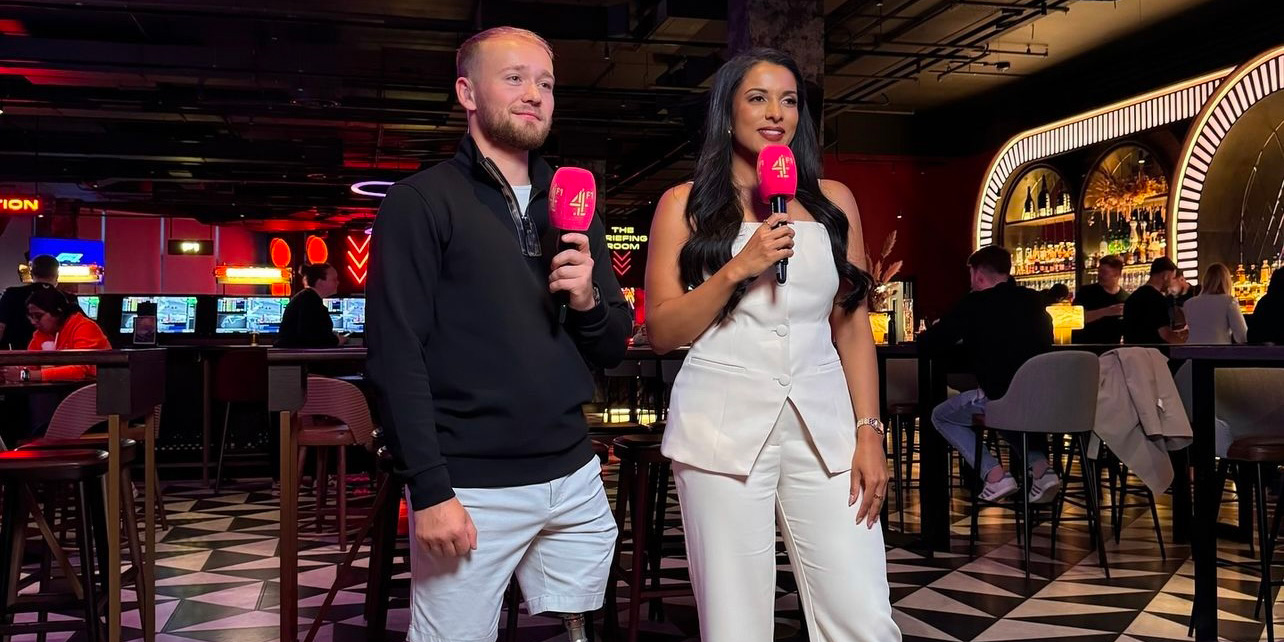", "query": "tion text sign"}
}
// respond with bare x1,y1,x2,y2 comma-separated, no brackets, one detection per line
1,196,40,213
